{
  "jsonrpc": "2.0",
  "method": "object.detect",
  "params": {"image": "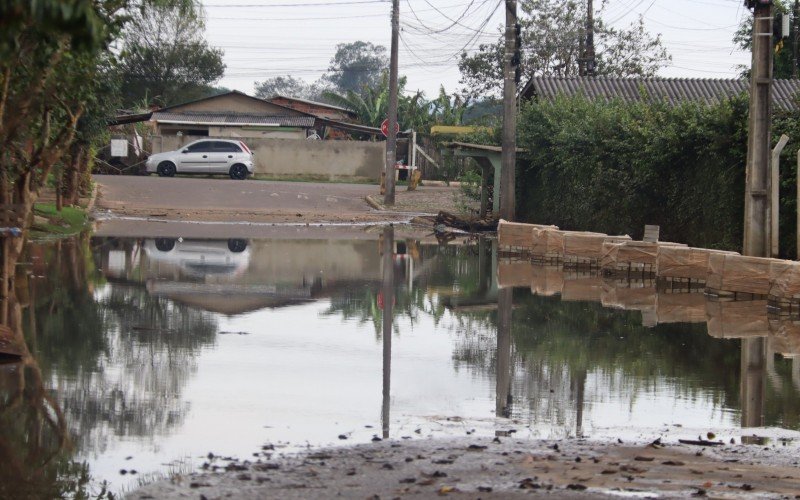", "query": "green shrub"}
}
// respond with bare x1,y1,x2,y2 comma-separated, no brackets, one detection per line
514,93,800,253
